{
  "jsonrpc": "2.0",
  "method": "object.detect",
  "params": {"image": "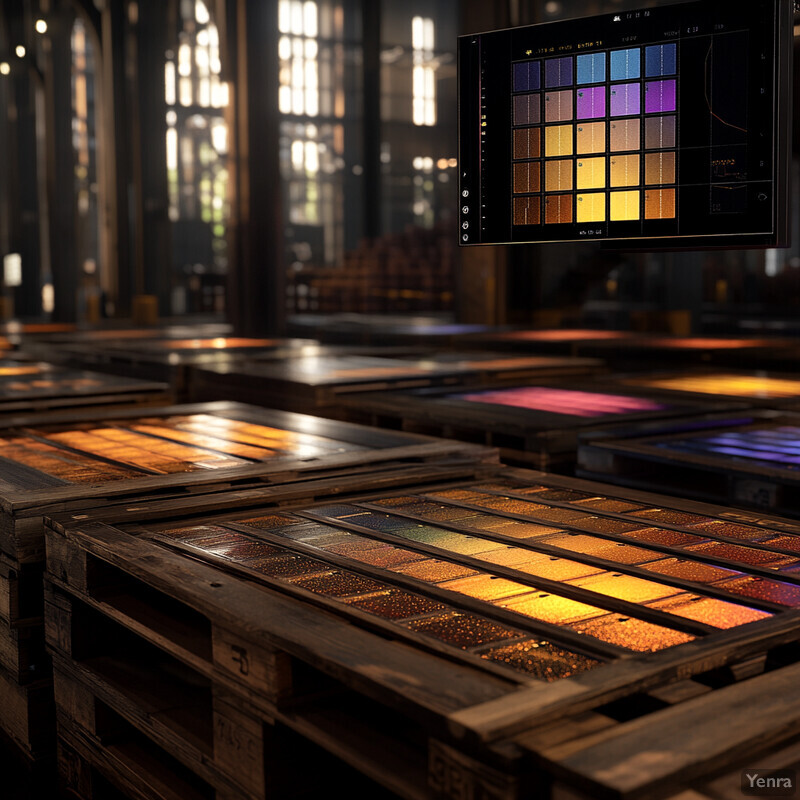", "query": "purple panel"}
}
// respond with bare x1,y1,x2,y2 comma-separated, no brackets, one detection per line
576,86,605,120
610,83,640,117
645,80,677,113
545,56,573,88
